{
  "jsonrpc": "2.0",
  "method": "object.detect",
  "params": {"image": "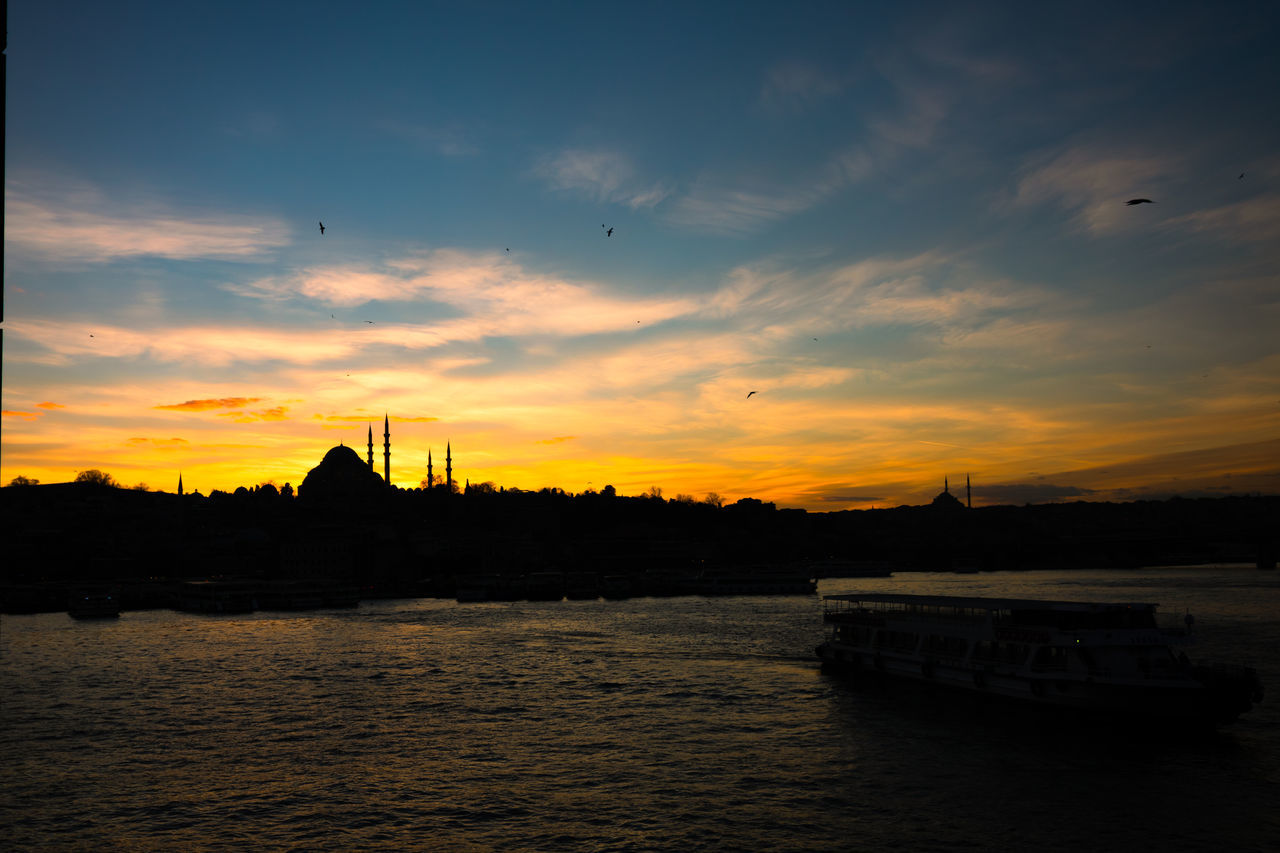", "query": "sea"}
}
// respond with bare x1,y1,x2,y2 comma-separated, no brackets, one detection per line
2,566,1278,852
